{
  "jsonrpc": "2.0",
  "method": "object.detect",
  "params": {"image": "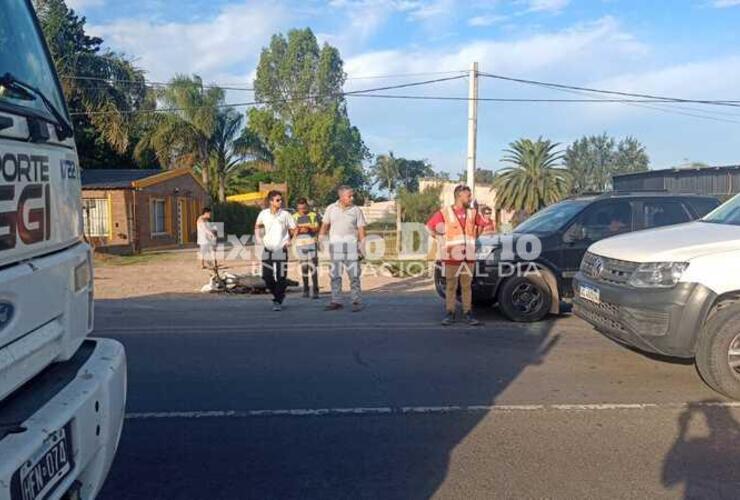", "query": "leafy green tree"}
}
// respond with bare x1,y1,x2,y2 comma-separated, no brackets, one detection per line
248,28,369,205
34,0,151,168
493,138,570,214
397,185,443,223
614,136,650,175
135,75,223,193
397,158,434,192
564,133,649,193
371,152,400,194
458,168,495,185
371,152,433,195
